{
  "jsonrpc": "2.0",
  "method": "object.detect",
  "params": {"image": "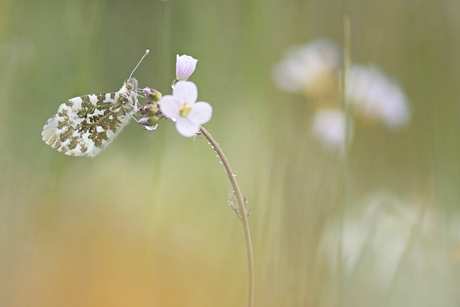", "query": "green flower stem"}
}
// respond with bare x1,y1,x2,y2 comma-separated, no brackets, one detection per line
199,126,254,307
